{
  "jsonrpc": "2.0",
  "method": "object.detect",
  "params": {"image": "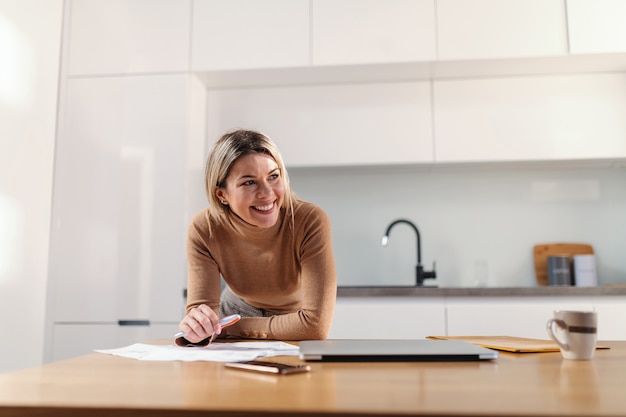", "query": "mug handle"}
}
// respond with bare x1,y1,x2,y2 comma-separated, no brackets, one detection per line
546,318,570,351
